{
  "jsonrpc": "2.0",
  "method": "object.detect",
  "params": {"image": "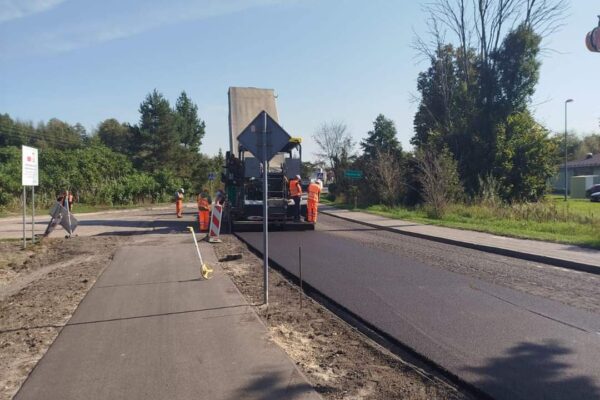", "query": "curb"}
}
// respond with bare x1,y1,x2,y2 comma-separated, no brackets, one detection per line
320,209,600,276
